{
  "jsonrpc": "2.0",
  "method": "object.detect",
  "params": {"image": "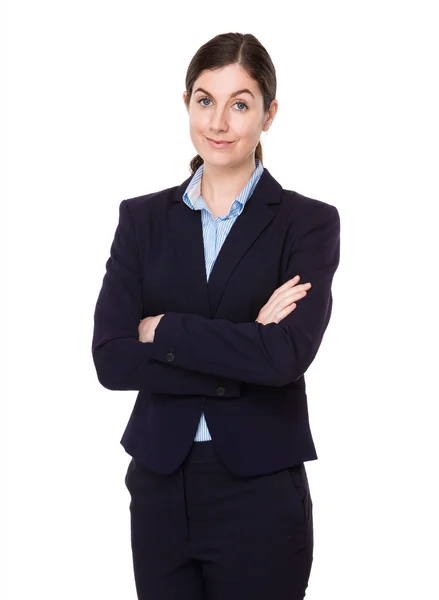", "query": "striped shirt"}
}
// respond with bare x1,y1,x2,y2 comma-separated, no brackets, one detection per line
182,158,265,441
